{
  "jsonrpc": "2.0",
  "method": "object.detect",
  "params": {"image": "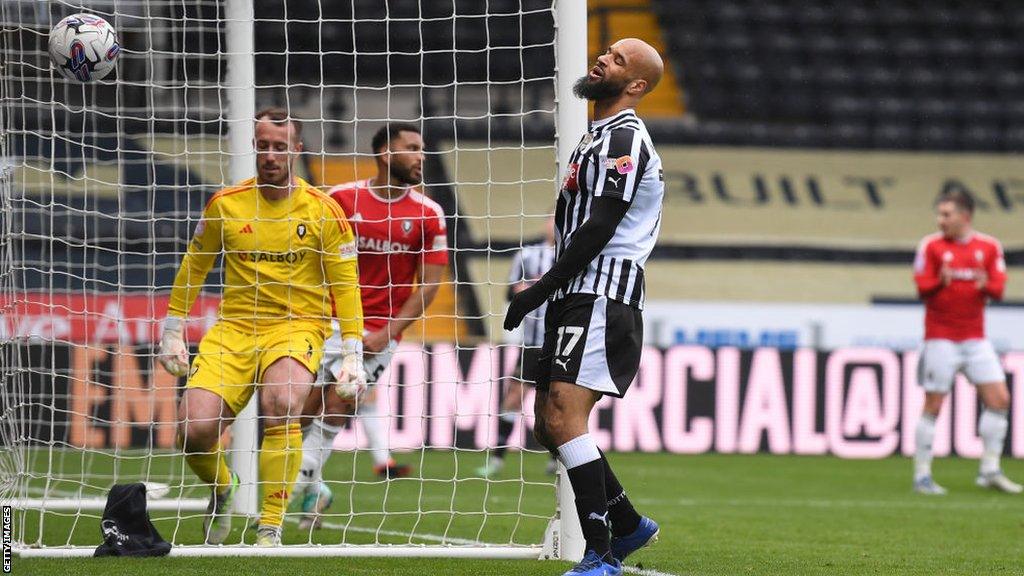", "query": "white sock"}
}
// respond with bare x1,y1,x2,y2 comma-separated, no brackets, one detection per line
978,409,1008,476
297,419,342,494
556,433,601,469
357,398,391,466
914,413,937,480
